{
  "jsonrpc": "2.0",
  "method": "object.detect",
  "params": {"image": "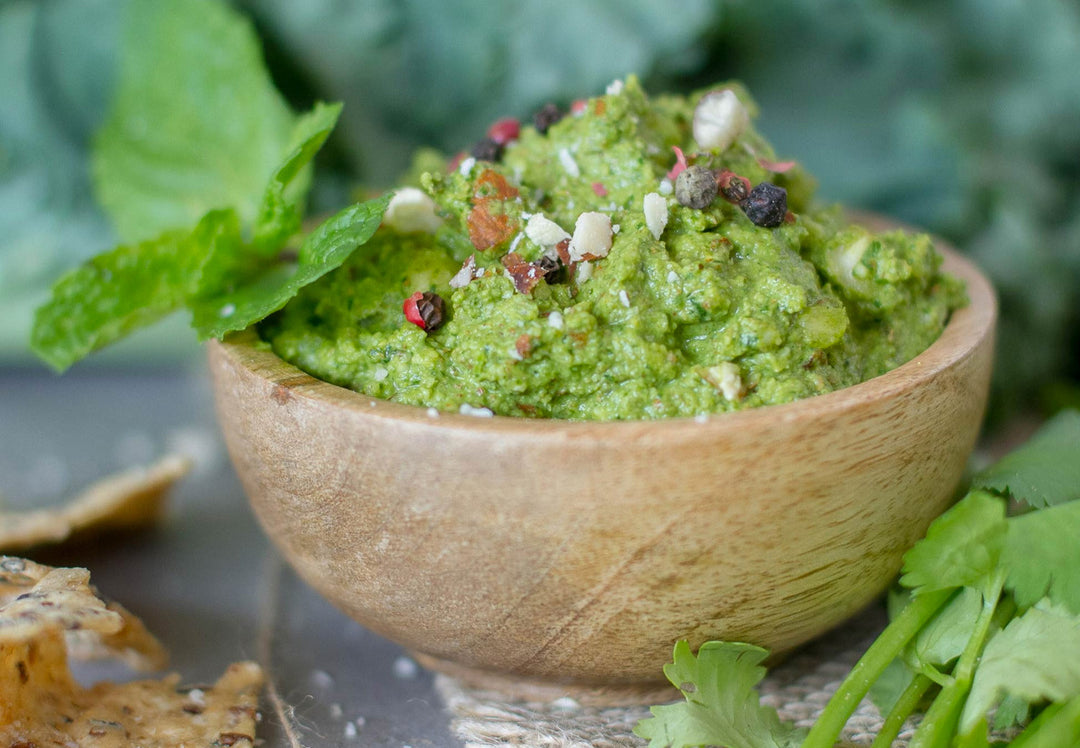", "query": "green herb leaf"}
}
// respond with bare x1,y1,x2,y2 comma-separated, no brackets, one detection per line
961,602,1080,734
972,410,1080,509
92,0,294,243
900,491,1007,596
189,194,390,339
910,586,983,674
633,641,804,748
1002,500,1080,614
253,101,343,253
30,209,241,371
